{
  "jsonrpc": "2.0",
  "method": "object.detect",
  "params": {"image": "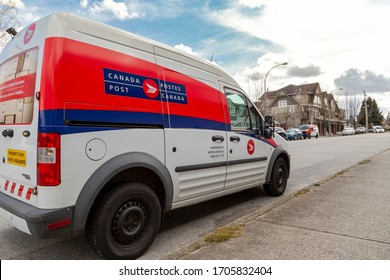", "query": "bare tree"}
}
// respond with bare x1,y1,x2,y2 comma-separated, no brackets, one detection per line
247,71,262,101
343,92,351,126
349,94,362,128
338,92,362,128
0,0,19,49
274,107,294,129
